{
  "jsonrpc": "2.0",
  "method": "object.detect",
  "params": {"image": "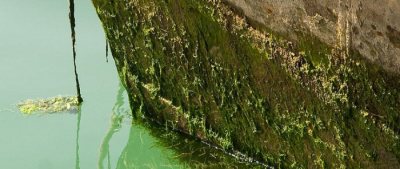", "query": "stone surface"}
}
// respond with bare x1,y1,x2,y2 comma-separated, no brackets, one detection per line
92,0,400,168
224,0,400,73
